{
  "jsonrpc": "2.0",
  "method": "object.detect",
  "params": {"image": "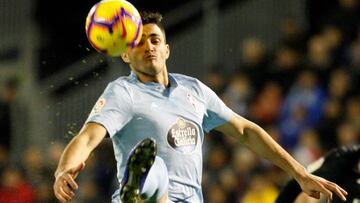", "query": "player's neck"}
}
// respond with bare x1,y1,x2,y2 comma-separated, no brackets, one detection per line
135,68,169,86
